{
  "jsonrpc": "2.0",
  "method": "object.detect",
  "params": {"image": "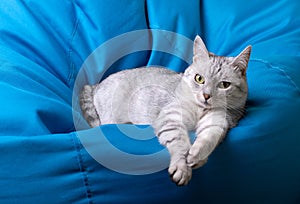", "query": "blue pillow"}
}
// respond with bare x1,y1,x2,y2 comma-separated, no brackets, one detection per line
0,0,299,203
